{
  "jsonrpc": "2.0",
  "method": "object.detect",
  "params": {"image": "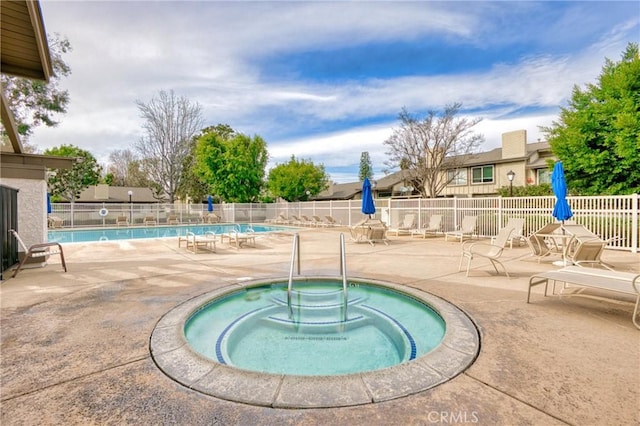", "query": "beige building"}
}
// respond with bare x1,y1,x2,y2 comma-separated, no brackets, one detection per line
315,130,555,201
